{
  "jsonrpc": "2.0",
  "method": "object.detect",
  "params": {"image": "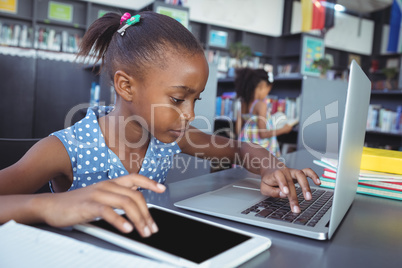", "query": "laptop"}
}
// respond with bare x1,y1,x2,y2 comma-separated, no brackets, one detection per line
175,60,371,240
